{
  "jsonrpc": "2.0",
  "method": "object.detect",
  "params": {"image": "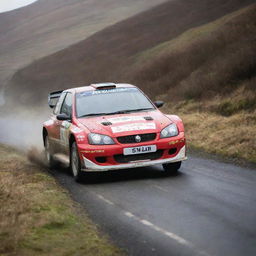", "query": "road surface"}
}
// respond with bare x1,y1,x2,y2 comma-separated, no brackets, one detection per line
52,155,256,256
